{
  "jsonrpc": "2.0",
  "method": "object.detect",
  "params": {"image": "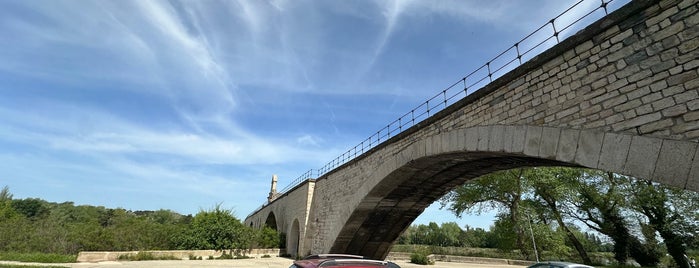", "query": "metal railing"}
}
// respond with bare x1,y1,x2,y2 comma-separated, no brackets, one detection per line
248,0,621,218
